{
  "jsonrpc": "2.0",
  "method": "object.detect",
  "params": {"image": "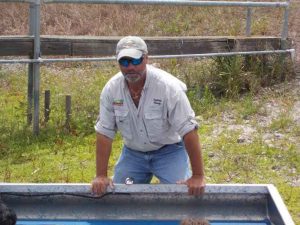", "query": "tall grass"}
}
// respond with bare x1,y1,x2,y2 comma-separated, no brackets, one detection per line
155,54,295,103
0,3,285,36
